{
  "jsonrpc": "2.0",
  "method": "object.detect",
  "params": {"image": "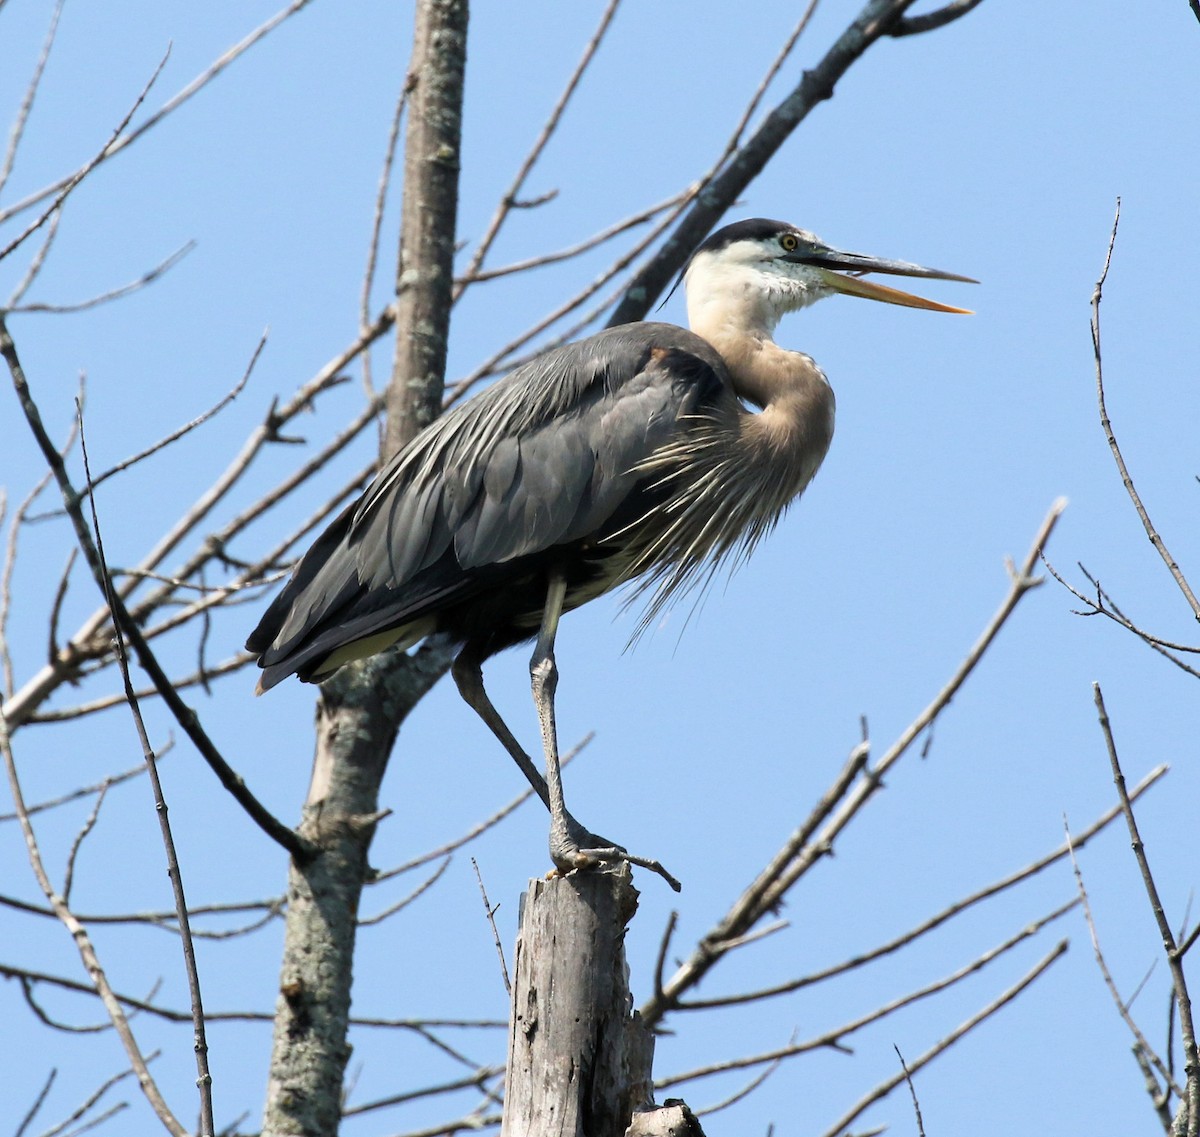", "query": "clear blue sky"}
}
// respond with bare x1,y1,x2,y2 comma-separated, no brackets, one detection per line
2,2,1198,1134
